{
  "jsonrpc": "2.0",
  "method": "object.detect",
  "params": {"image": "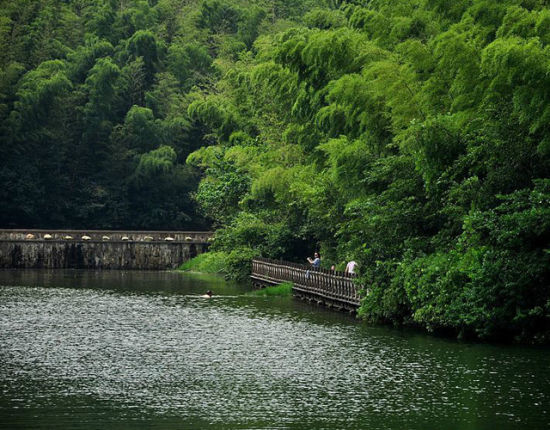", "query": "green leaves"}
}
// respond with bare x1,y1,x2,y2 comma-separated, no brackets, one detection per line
167,42,213,88
0,0,226,230
83,57,120,118
187,95,240,141
482,37,550,135
135,145,176,178
197,0,241,34
13,60,72,125
120,105,161,151
183,0,550,342
126,30,159,83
